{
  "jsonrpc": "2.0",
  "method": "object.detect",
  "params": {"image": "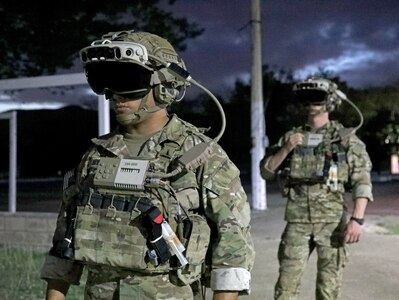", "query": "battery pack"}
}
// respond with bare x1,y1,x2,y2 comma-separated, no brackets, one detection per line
94,157,149,190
